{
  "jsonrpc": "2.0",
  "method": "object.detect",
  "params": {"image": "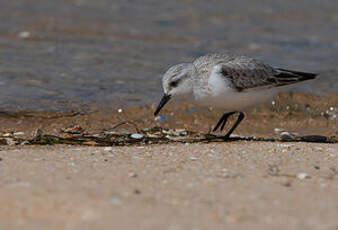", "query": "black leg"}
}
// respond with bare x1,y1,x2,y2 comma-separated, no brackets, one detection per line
213,112,236,132
223,112,245,139
220,112,236,131
213,114,227,132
